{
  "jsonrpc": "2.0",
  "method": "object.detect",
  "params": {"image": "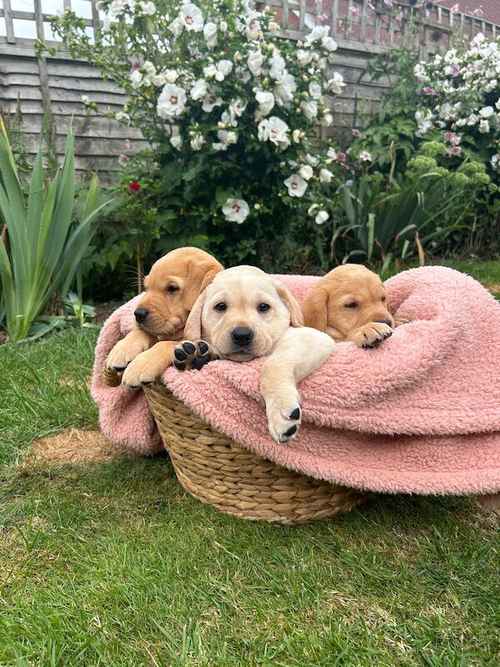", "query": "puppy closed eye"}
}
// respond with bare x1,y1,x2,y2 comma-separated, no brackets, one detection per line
166,283,180,294
381,295,386,302
344,301,358,309
257,303,271,313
